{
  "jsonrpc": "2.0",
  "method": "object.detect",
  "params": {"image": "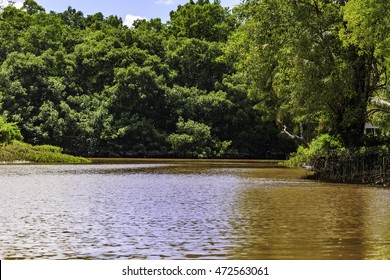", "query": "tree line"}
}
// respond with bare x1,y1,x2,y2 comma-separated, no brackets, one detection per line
0,0,388,159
